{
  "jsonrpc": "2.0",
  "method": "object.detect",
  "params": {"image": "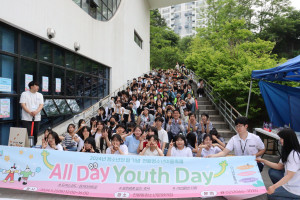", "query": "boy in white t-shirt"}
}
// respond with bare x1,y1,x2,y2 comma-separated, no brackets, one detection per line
208,117,266,172
154,117,168,152
19,81,44,145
